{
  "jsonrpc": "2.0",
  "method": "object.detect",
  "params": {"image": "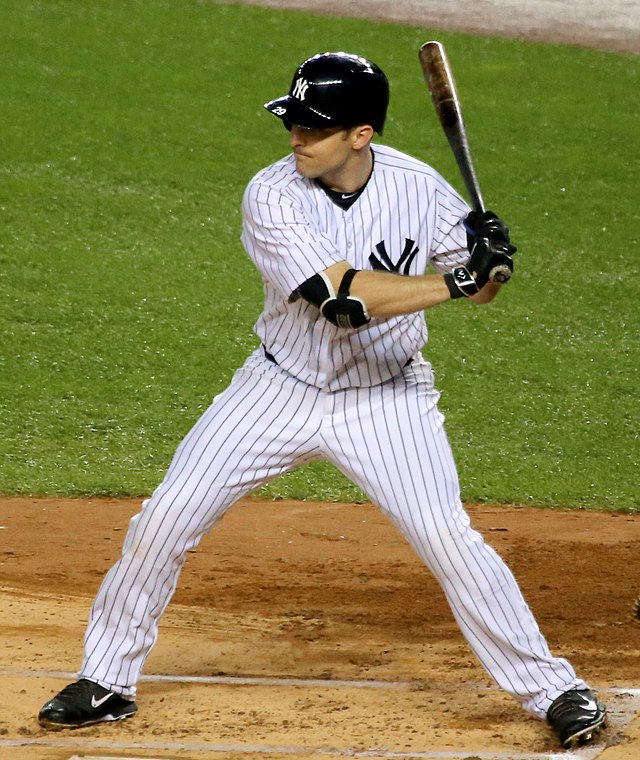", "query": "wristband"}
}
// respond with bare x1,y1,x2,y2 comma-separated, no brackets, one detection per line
444,267,479,299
